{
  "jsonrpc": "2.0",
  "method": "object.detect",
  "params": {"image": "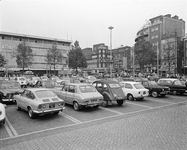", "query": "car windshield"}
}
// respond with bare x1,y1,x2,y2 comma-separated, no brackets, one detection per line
0,81,20,88
79,85,96,93
35,90,56,98
19,77,26,81
174,80,183,85
134,83,145,89
109,83,121,88
32,77,40,80
149,81,158,85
